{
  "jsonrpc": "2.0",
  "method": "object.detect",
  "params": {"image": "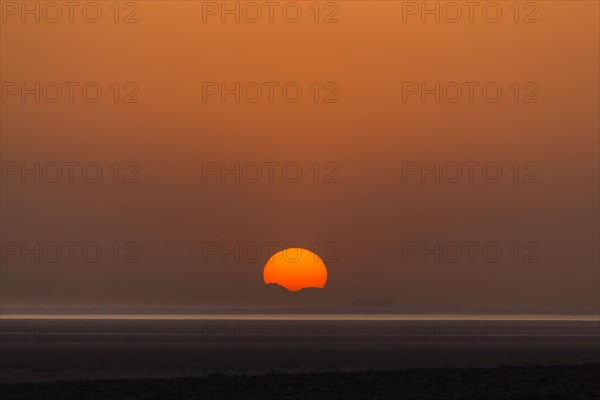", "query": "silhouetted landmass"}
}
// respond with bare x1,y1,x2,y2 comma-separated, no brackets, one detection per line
264,283,325,294
2,364,599,400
